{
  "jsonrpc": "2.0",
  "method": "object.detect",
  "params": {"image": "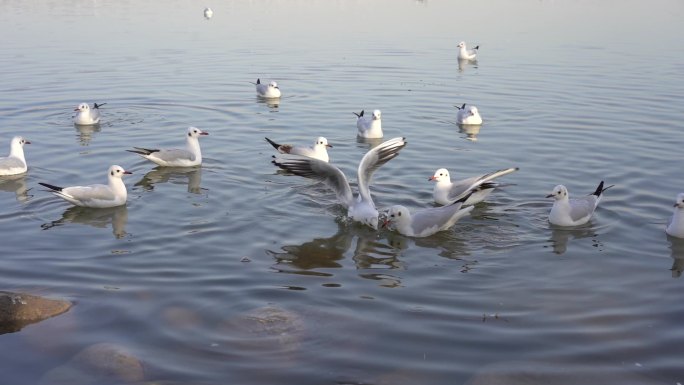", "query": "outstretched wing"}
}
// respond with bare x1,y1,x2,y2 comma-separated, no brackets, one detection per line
448,167,518,202
273,155,354,208
357,137,407,205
